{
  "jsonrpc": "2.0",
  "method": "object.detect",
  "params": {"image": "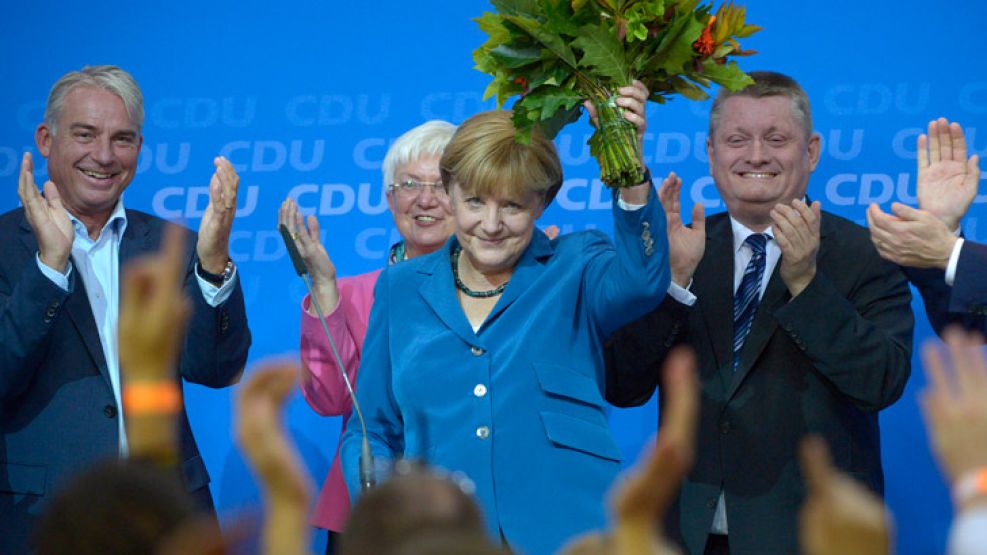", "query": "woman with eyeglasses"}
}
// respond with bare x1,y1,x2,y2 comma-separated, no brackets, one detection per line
278,120,457,554
340,84,670,555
